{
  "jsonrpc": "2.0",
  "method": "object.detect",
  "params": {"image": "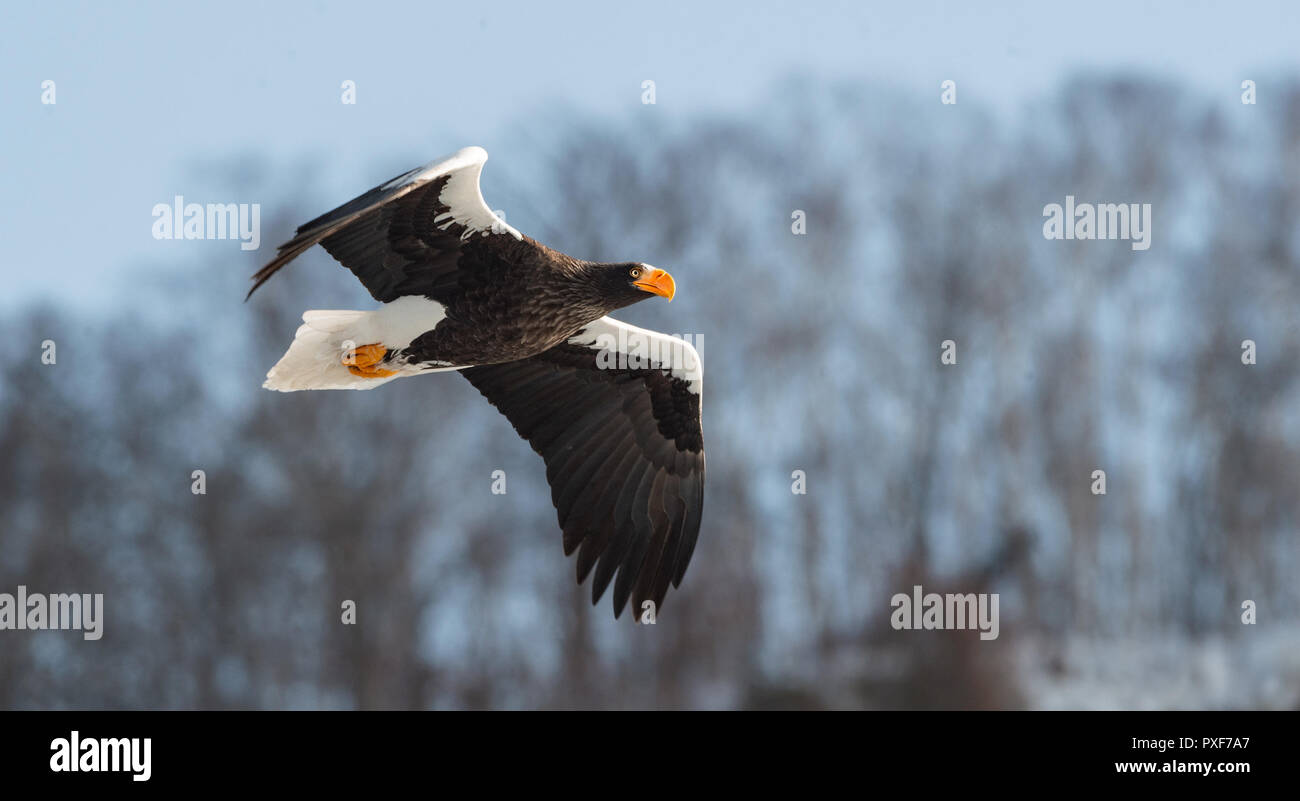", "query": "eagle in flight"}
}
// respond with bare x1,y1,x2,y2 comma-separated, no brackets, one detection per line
247,147,705,620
